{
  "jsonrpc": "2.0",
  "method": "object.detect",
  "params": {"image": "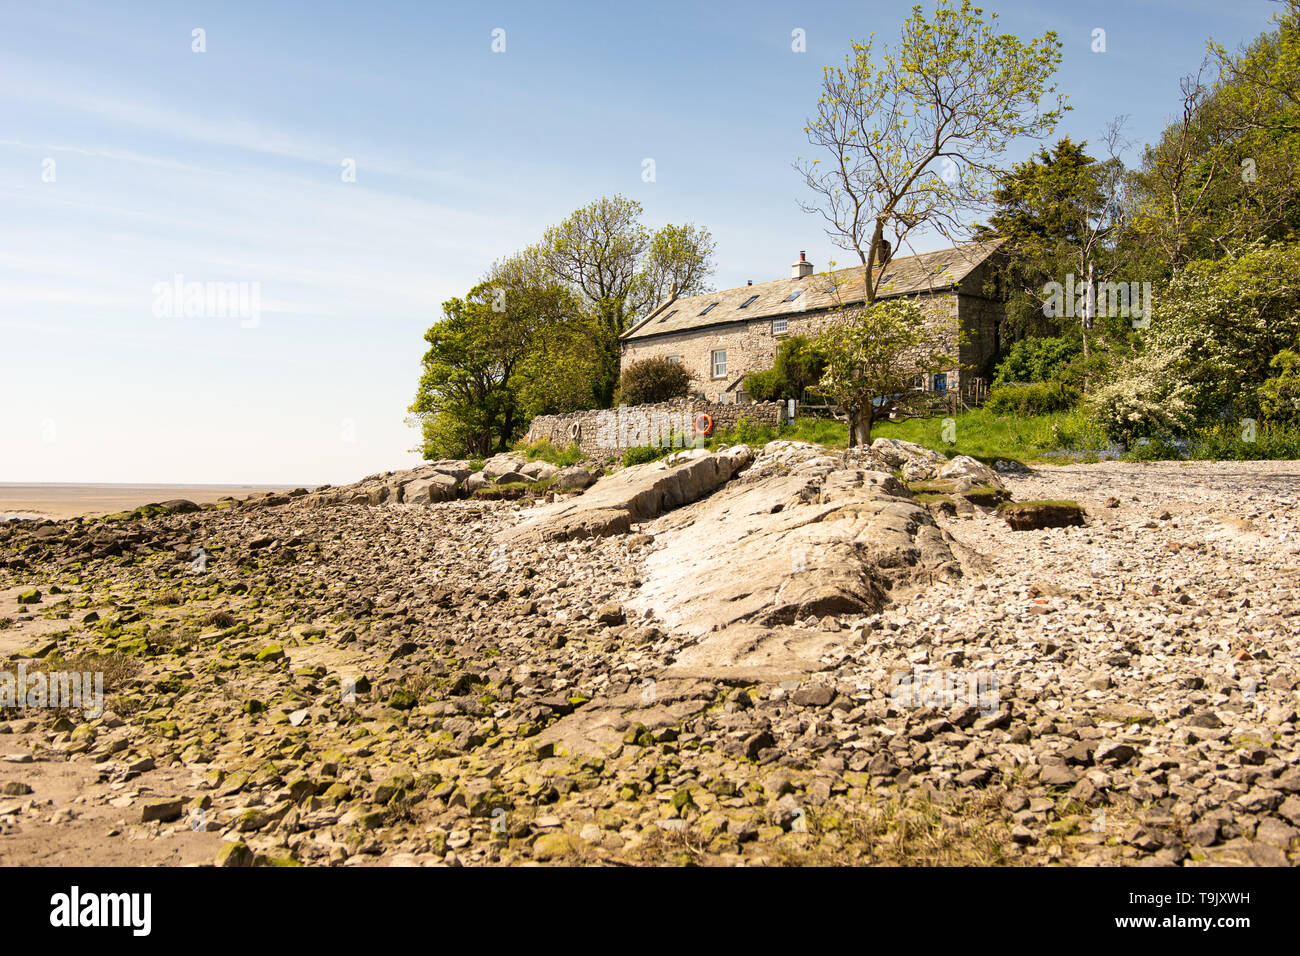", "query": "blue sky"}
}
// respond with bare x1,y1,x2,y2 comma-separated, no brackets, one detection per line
0,0,1283,483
